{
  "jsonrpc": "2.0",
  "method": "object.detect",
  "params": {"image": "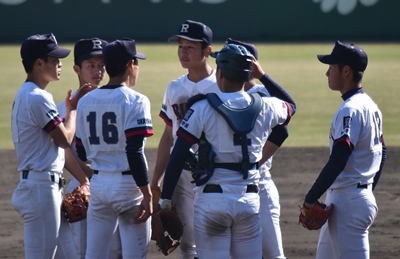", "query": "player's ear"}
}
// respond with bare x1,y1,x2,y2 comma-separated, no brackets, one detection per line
73,65,81,75
204,45,212,57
